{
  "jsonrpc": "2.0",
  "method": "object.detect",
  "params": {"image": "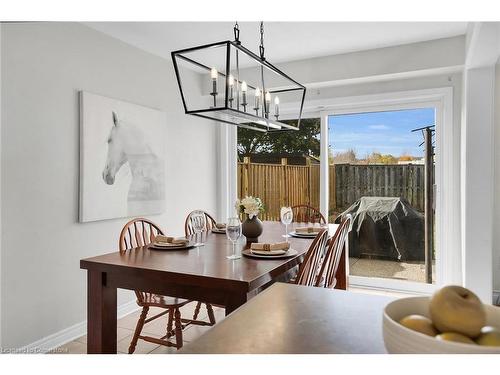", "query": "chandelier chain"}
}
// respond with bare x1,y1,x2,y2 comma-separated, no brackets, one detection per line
233,21,240,43
259,21,265,60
